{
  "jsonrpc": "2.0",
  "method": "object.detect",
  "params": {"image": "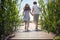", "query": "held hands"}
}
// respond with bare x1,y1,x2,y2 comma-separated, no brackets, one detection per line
30,12,34,16
31,13,34,16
